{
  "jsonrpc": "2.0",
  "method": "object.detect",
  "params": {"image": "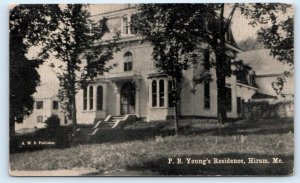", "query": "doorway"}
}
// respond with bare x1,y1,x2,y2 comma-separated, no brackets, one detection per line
120,82,136,115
